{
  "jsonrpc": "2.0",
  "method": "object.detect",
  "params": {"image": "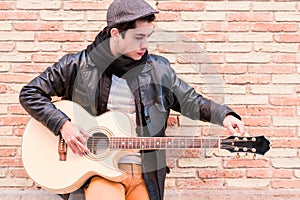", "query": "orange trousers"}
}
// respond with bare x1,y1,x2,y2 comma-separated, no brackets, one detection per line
84,163,150,200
